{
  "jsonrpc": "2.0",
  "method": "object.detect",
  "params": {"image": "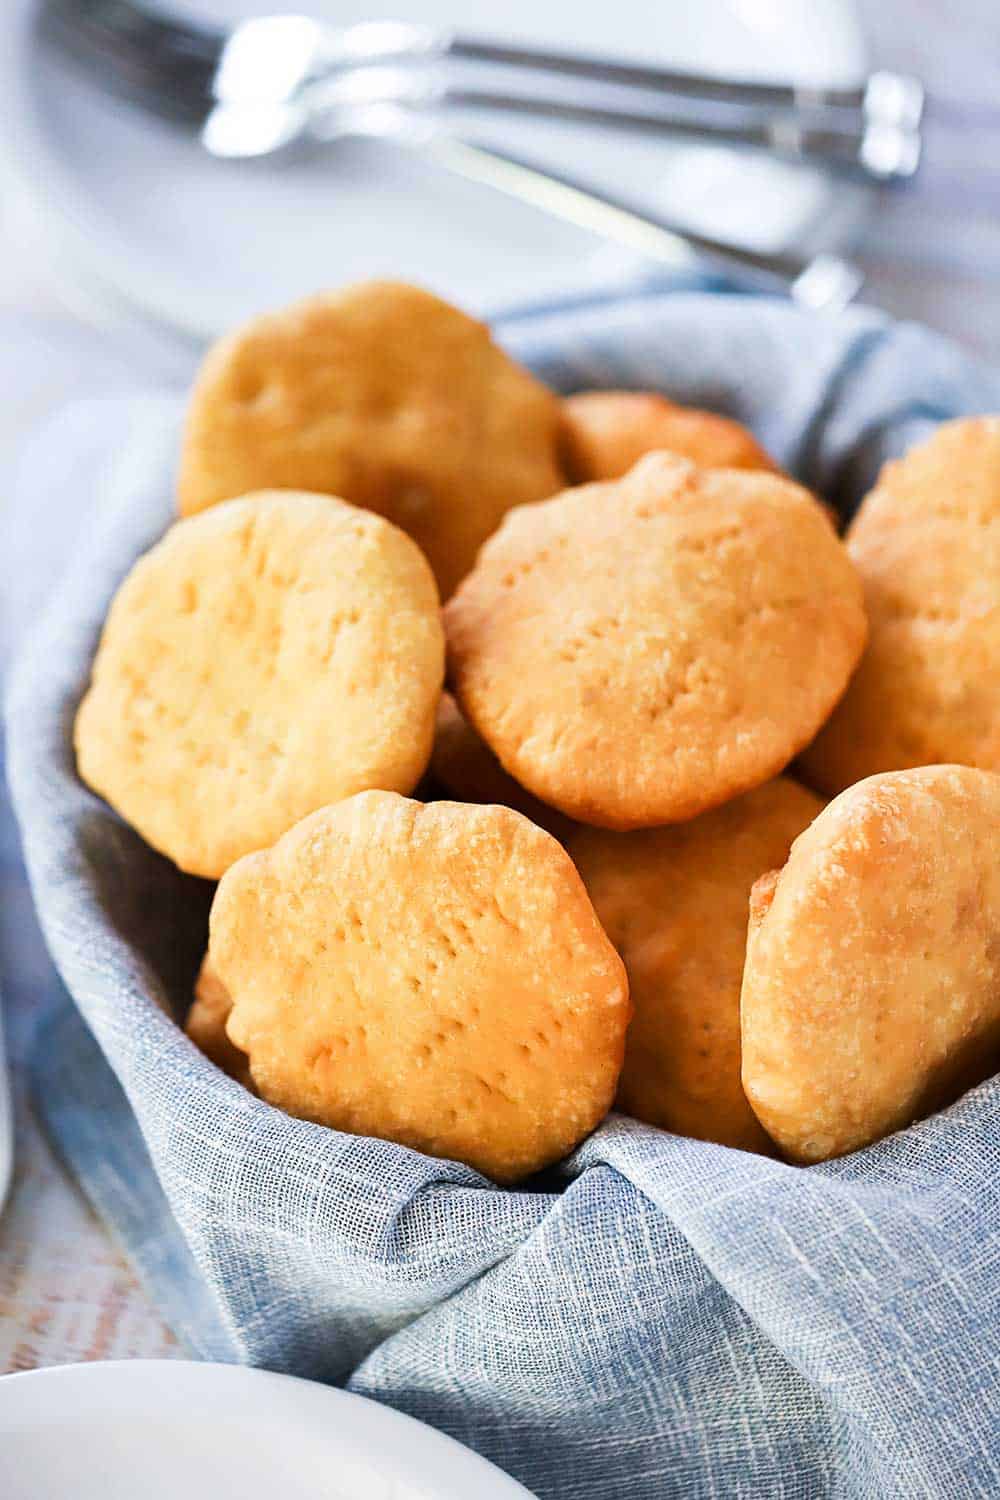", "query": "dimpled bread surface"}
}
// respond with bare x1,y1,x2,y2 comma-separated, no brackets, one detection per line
570,777,823,1153
211,792,630,1183
801,417,1000,793
74,491,444,878
177,281,566,596
560,389,777,482
445,452,867,830
741,765,1000,1163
